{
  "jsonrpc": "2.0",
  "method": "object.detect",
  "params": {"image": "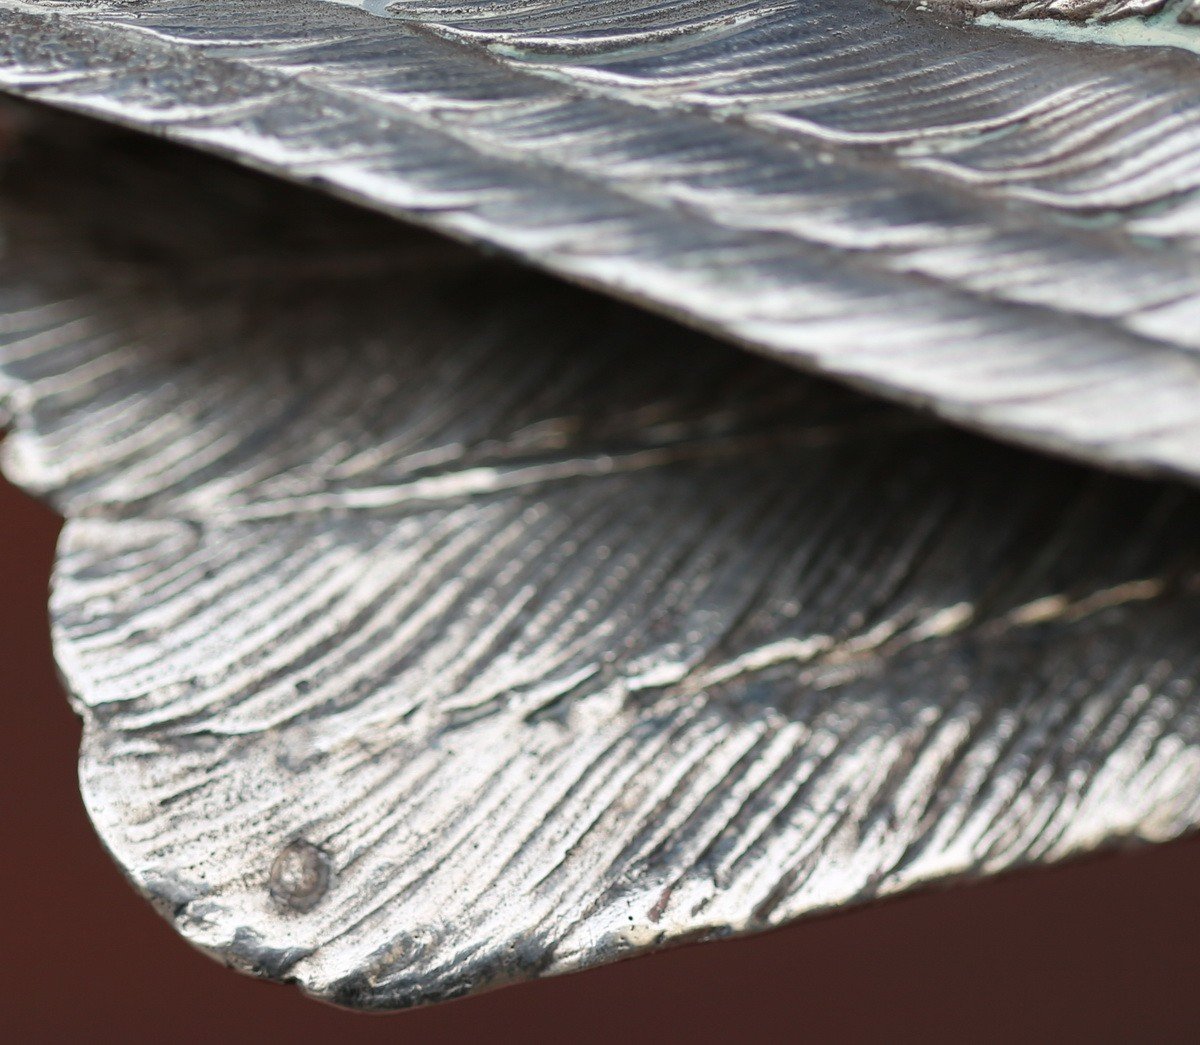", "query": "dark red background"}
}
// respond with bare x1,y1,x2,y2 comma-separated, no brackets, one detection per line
3,468,1197,1042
